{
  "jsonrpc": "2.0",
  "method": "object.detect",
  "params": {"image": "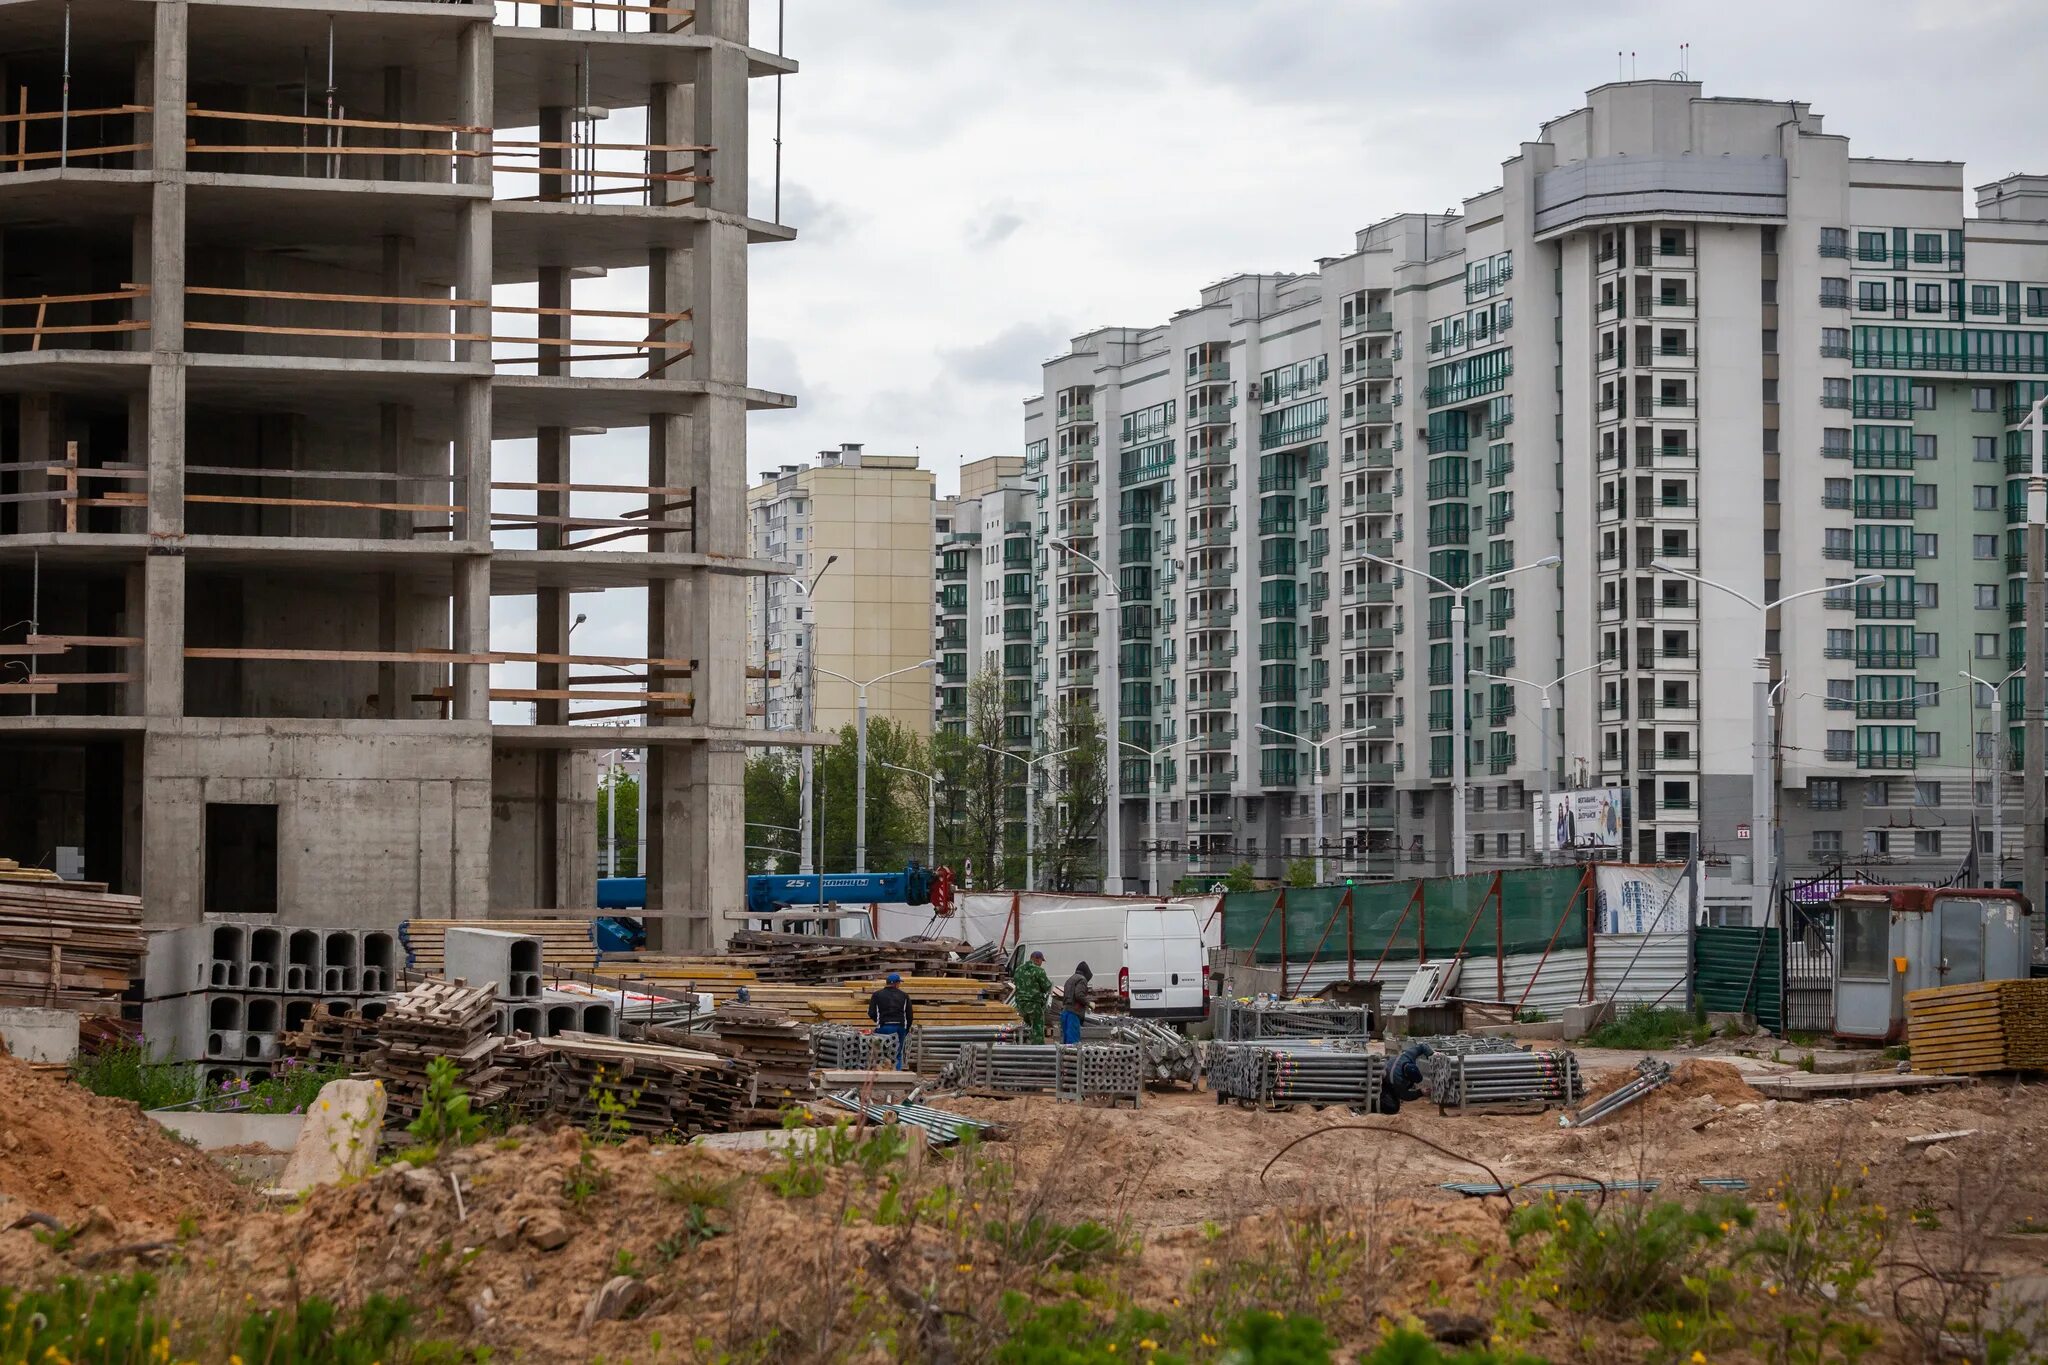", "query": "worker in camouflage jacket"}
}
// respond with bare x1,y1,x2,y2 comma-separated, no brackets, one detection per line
1012,950,1053,1043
